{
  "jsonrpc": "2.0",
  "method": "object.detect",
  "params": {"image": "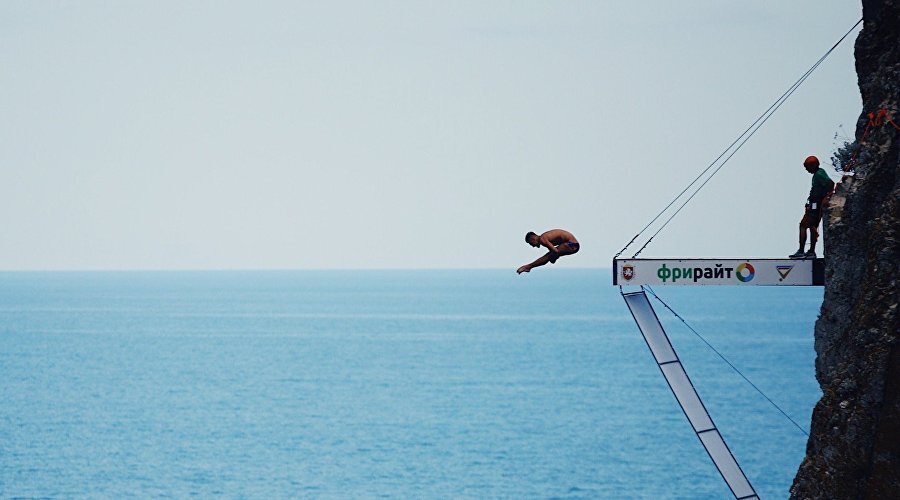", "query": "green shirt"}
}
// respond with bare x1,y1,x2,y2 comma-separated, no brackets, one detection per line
809,168,834,203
